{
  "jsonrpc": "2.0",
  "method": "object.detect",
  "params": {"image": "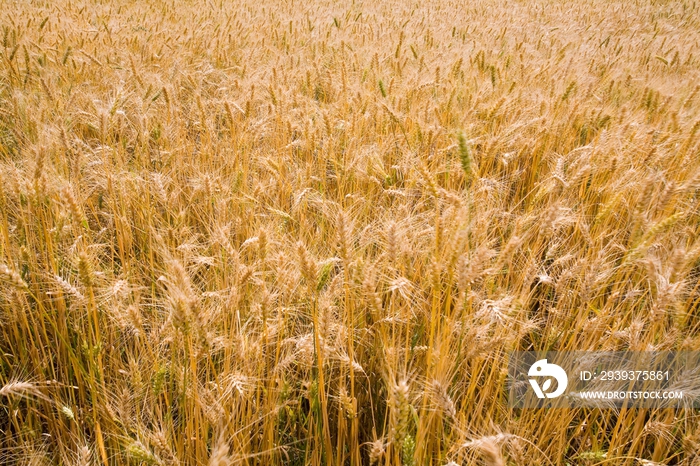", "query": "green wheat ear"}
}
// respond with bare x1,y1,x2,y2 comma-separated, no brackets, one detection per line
378,79,387,98
457,131,472,179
